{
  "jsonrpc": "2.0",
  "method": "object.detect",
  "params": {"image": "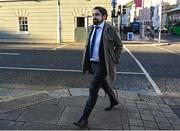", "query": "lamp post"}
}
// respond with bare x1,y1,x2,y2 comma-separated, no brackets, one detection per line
111,0,116,25
142,0,145,39
158,0,163,44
